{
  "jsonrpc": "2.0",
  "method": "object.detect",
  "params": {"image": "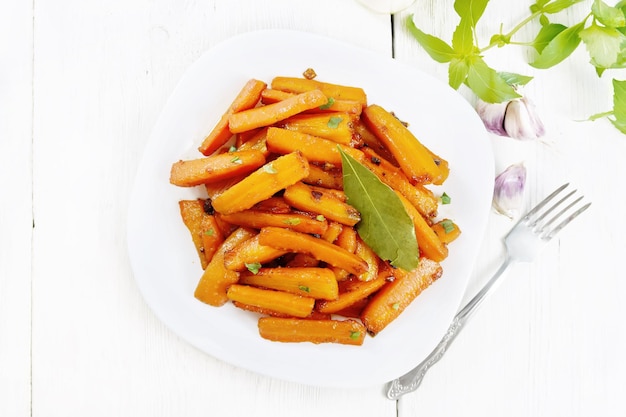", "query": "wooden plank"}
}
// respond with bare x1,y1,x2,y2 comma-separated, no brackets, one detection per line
394,1,626,416
31,1,395,416
0,1,33,417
